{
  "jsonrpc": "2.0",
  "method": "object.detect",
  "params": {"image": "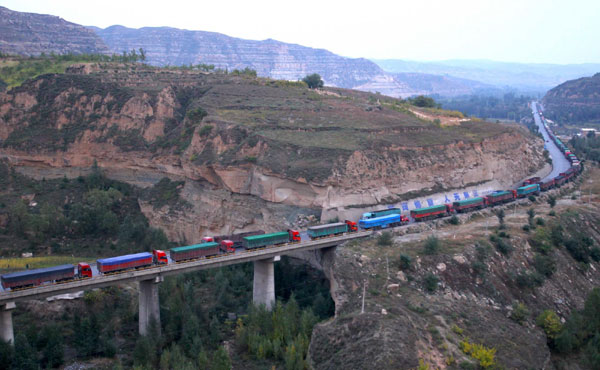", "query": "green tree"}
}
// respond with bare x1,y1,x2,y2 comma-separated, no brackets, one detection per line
40,324,64,368
0,339,13,370
495,209,505,228
212,346,232,370
302,73,324,89
377,231,393,246
13,334,37,370
547,195,557,208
